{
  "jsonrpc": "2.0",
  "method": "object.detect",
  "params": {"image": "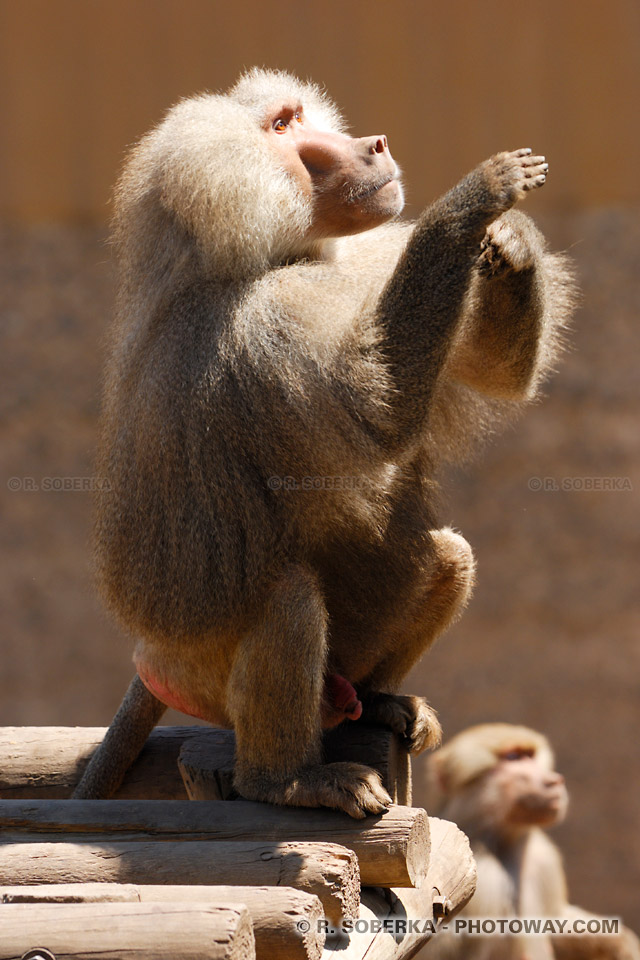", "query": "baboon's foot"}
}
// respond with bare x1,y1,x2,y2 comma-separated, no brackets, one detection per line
478,214,539,278
362,693,442,754
236,761,392,819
